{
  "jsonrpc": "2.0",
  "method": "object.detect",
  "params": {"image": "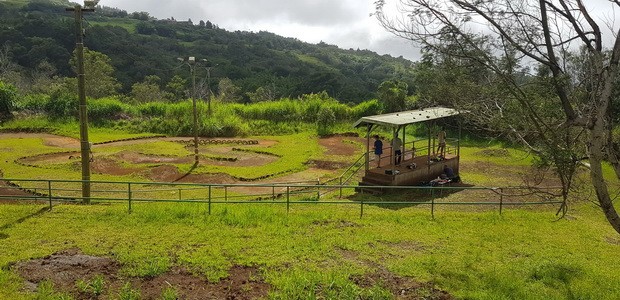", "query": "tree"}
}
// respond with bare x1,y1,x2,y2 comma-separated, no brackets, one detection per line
316,106,336,137
377,80,408,113
131,75,169,103
218,77,242,103
0,44,24,91
246,86,276,103
0,80,16,121
376,0,620,233
69,48,120,98
30,60,62,94
166,75,187,101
